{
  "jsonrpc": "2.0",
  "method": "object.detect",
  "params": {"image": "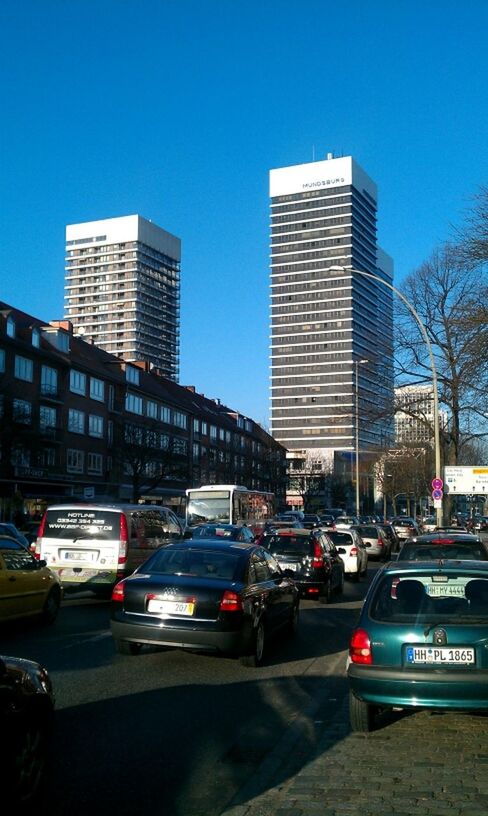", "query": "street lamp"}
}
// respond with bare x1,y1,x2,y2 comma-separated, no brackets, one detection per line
355,358,369,517
330,265,442,527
